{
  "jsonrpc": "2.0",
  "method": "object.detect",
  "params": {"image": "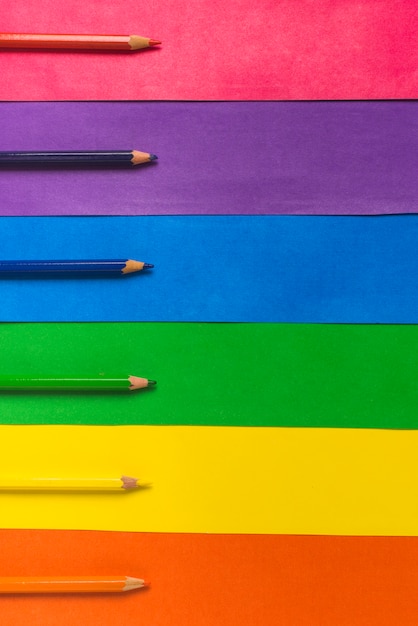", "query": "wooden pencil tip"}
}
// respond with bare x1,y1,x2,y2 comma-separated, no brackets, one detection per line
124,576,147,591
121,475,141,490
129,36,160,50
131,150,158,165
128,376,156,390
123,260,153,274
